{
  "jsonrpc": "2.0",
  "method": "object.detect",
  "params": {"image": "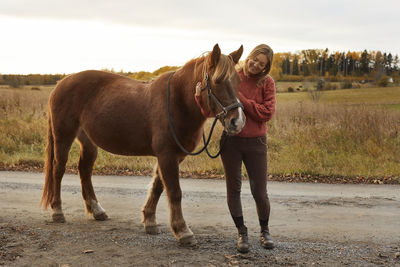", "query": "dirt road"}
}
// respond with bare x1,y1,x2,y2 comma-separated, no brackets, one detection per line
1,171,399,266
